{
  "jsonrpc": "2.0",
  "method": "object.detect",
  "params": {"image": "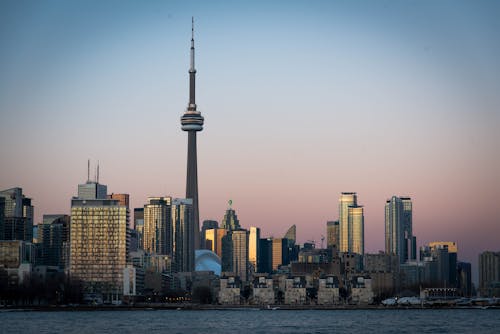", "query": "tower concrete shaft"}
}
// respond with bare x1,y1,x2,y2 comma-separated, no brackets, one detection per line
186,131,199,249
